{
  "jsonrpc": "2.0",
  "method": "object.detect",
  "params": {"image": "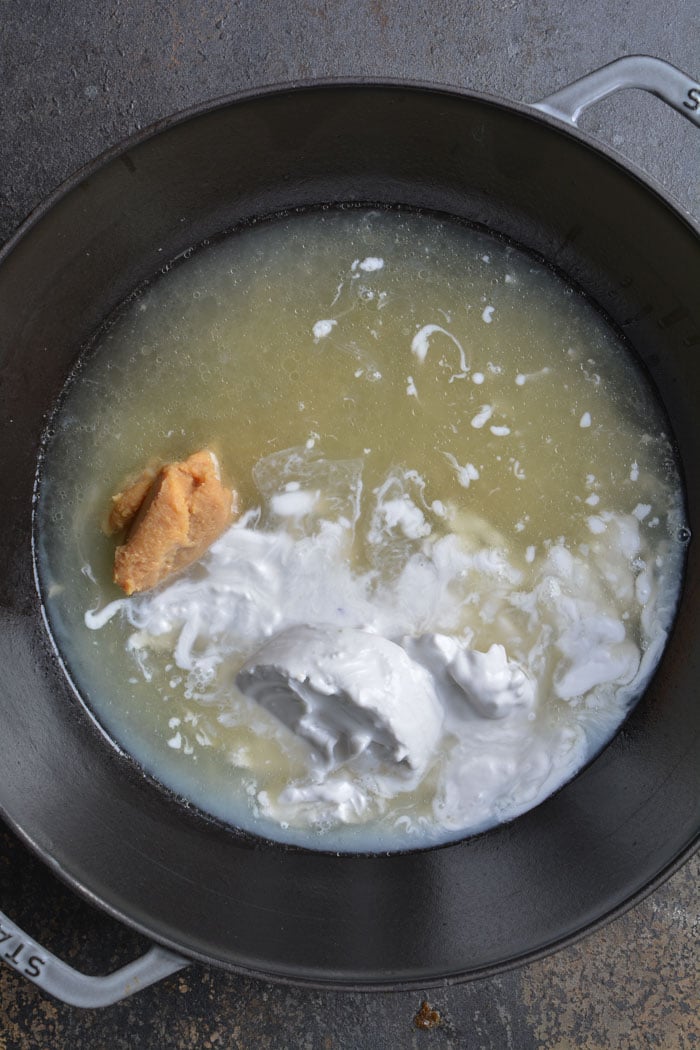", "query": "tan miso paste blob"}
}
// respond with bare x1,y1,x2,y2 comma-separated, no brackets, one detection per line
111,450,235,595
